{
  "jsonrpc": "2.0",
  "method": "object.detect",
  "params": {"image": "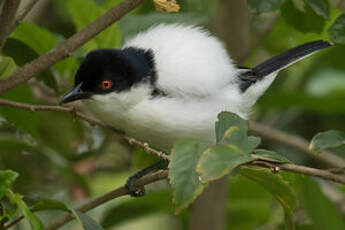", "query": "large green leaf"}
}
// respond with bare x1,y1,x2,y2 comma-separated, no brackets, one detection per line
31,199,70,212
247,0,284,14
72,209,105,230
0,85,38,137
65,0,121,51
101,191,172,228
253,149,291,163
169,139,209,213
300,178,345,230
328,14,345,44
3,38,58,91
281,0,326,34
309,130,345,153
0,170,18,199
239,167,298,230
197,145,253,181
215,112,247,144
11,22,58,54
0,56,16,79
306,0,329,19
5,190,44,230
